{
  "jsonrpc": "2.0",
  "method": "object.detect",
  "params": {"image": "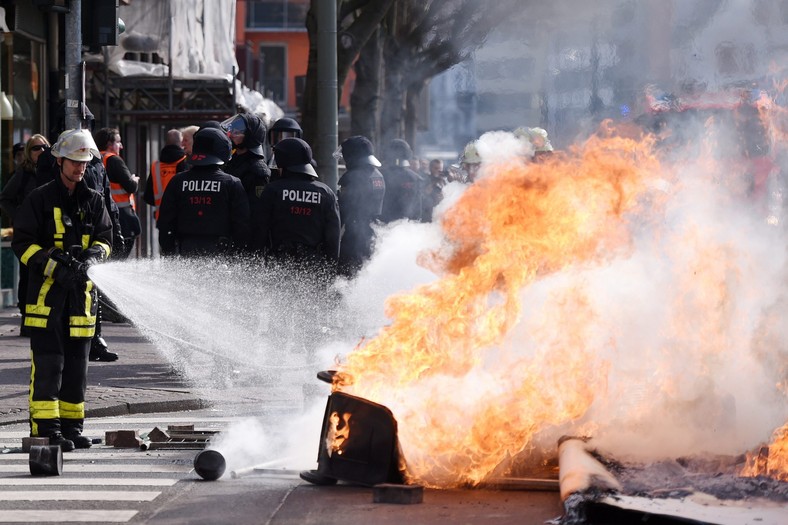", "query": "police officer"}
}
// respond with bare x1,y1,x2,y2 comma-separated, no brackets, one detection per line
266,117,303,178
380,138,423,223
335,136,385,276
221,112,271,213
158,127,250,256
12,129,113,451
253,137,340,265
